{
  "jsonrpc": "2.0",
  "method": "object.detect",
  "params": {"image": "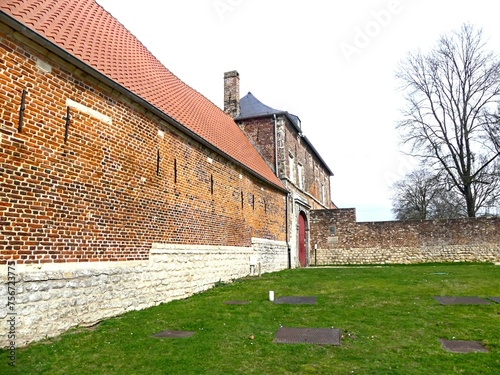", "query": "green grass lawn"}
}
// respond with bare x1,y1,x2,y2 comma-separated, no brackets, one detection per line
2,263,499,374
